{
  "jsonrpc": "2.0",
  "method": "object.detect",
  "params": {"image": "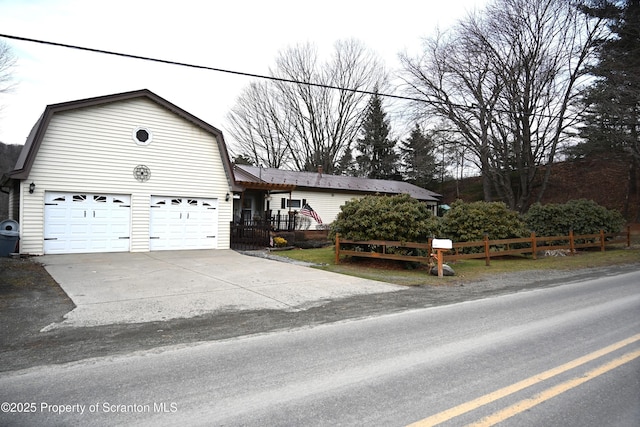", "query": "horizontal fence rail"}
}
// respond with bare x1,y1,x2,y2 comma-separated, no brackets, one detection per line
335,226,631,266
